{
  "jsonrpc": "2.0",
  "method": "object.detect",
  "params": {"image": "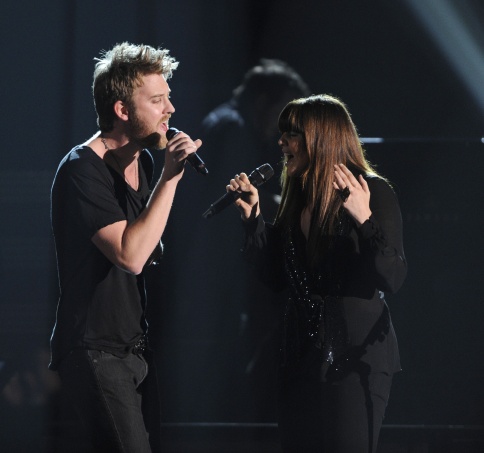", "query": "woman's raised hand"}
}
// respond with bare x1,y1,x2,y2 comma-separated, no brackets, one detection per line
333,163,372,226
227,172,261,221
